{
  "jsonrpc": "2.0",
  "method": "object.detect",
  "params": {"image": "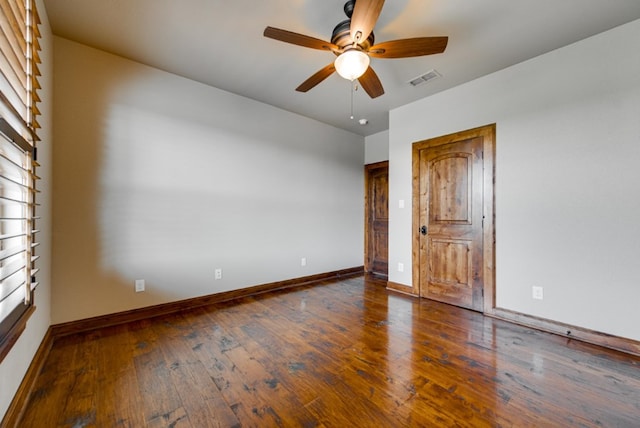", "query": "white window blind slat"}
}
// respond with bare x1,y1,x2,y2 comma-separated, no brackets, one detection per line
0,267,25,302
0,284,24,321
0,243,26,262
